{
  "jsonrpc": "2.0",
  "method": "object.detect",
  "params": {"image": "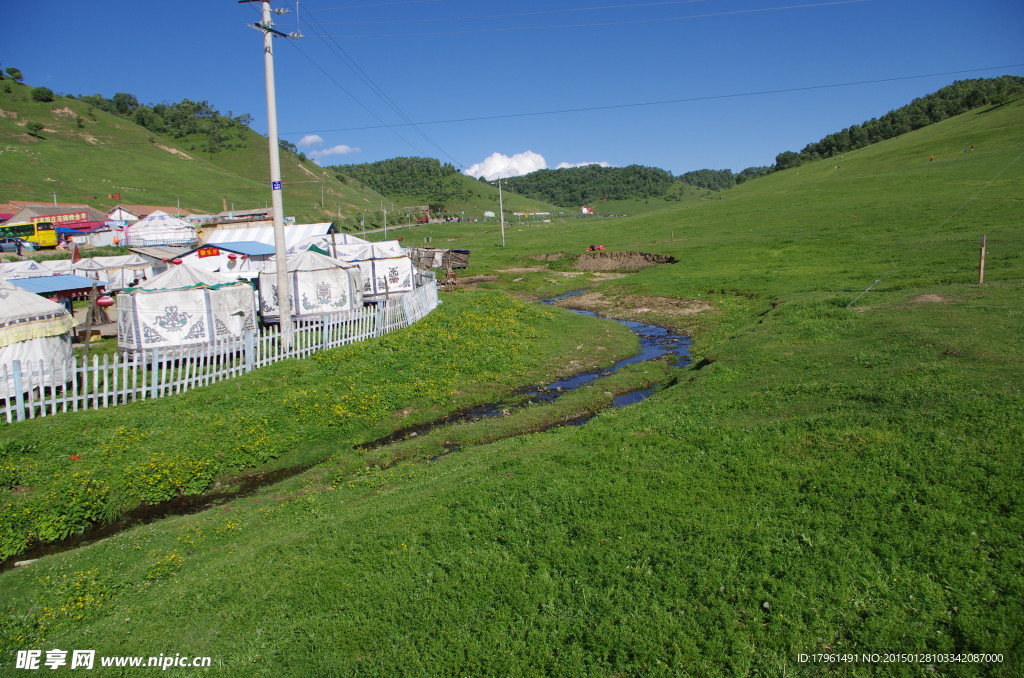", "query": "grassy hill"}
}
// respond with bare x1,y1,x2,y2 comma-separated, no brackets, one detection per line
0,80,385,225
1,95,1022,674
